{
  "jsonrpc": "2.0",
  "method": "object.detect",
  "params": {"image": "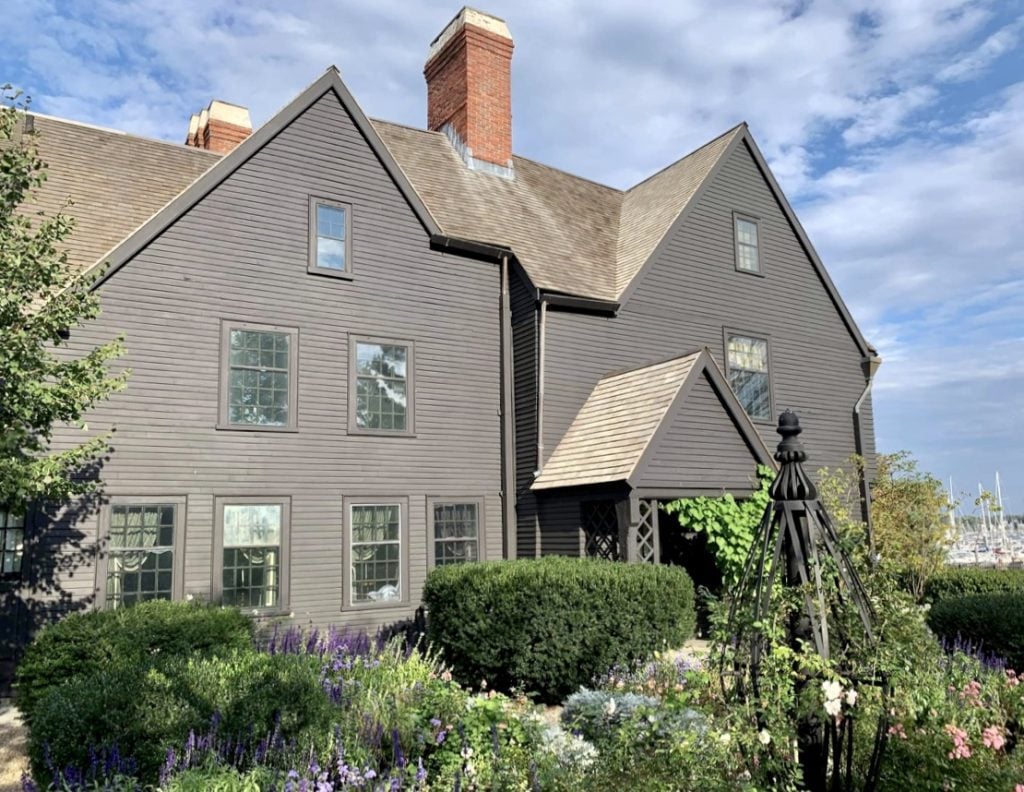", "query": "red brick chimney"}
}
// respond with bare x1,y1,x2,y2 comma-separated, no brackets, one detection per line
425,8,513,174
185,100,252,154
